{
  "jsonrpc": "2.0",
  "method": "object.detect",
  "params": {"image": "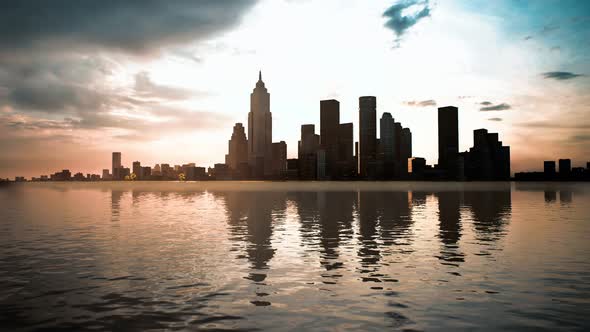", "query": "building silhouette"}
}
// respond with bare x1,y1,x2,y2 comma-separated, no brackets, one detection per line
226,123,249,176
380,113,396,179
463,129,510,180
112,152,122,180
298,124,320,180
438,106,459,178
132,161,141,179
272,141,287,178
401,127,412,175
320,99,340,178
358,96,377,177
559,159,571,176
248,71,272,178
